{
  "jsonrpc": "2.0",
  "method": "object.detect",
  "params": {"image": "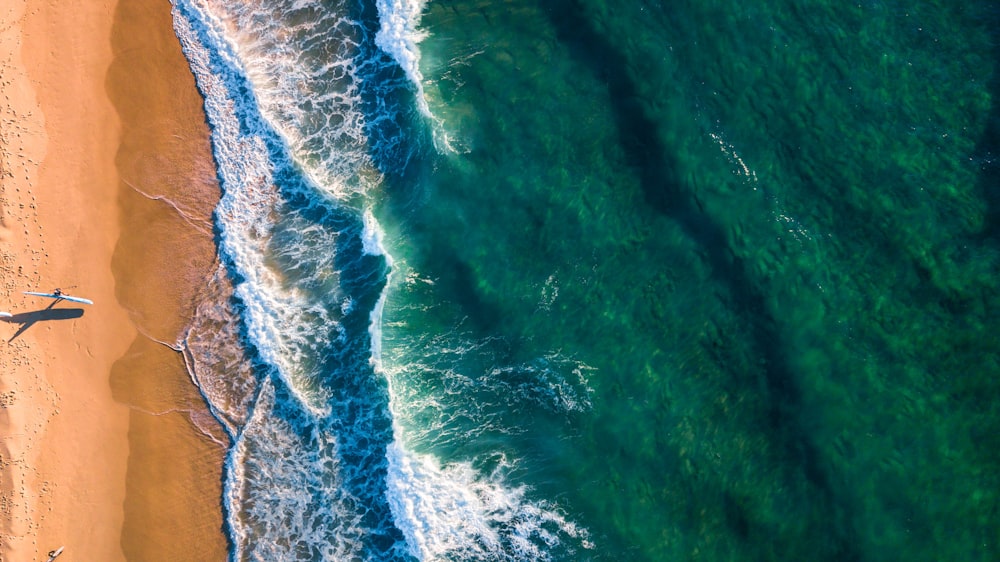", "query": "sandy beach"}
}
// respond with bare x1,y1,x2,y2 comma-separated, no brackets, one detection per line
0,0,226,560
